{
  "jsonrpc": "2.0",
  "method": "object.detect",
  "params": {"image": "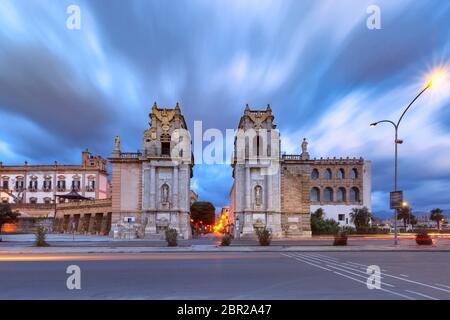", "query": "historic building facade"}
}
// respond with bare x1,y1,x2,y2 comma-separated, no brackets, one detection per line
0,150,109,206
230,105,372,238
109,102,193,239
